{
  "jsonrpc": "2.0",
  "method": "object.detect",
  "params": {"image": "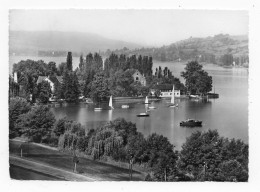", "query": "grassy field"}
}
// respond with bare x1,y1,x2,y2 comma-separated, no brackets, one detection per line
9,140,145,181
